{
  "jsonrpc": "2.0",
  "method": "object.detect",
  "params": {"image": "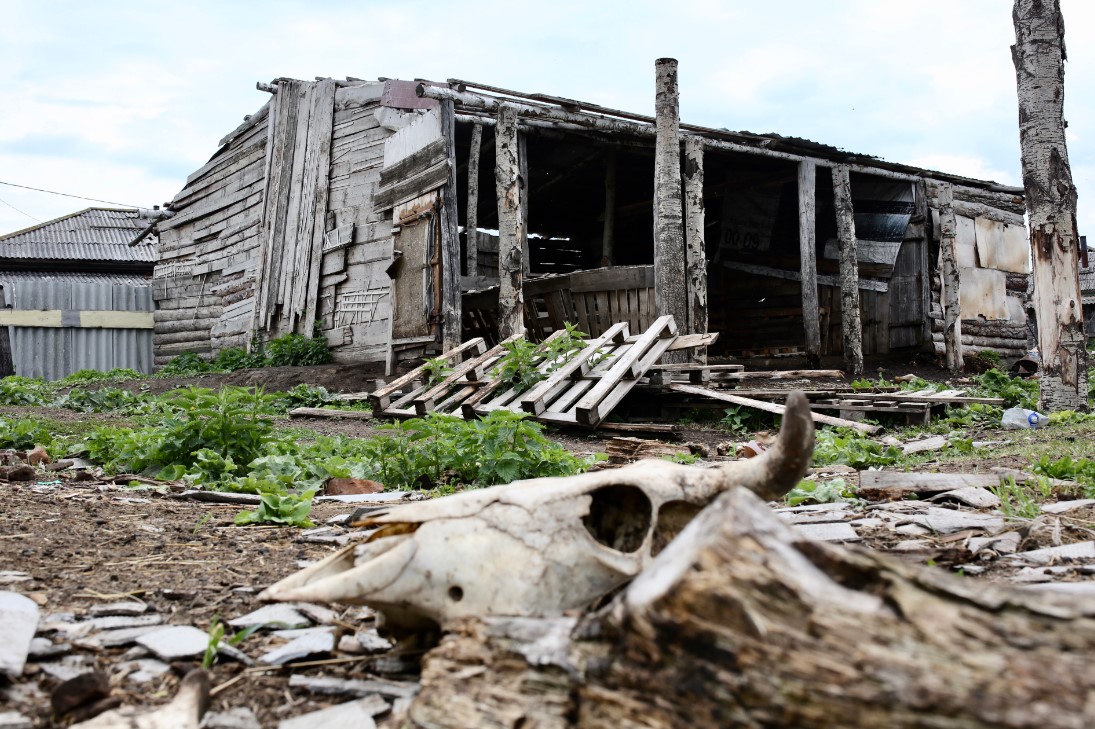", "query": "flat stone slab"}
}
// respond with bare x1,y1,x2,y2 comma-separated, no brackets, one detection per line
136,625,209,660
288,674,419,699
929,487,1001,509
84,614,163,631
1008,541,1095,566
202,707,262,729
1042,499,1095,514
791,521,861,542
229,604,311,630
900,507,1004,535
0,592,39,678
278,697,387,729
259,628,336,665
88,601,150,617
